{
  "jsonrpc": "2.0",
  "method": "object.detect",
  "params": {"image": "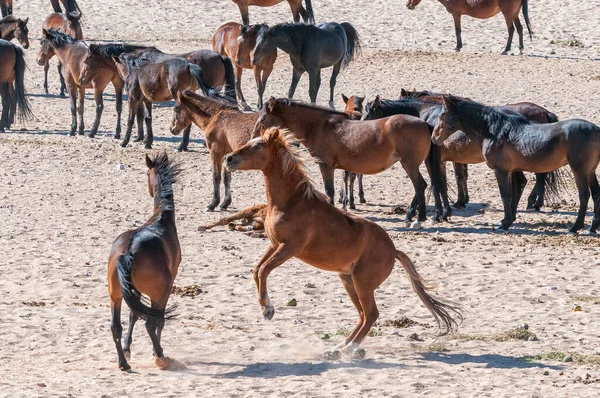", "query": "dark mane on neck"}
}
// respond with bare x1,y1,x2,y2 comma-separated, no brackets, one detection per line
261,22,310,48
90,43,156,58
183,90,239,112
151,152,182,213
0,15,19,24
274,98,349,117
46,28,77,48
